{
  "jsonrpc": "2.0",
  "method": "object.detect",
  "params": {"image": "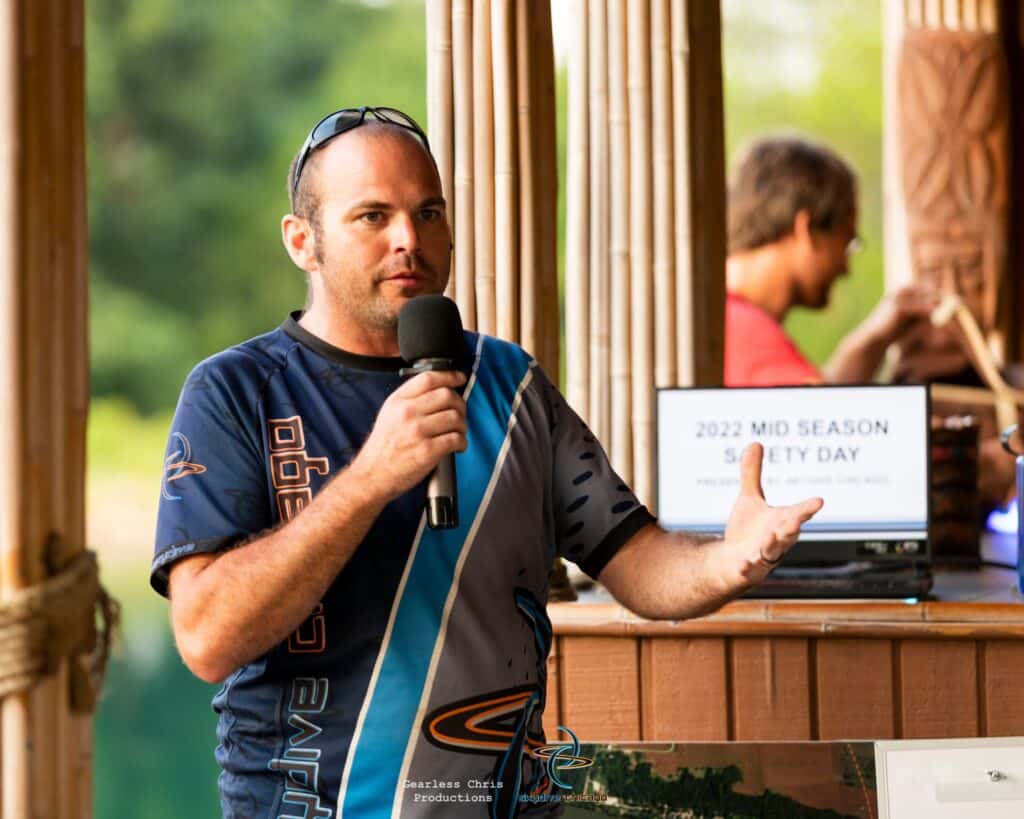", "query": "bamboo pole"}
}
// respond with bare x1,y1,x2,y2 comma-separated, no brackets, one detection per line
905,0,923,28
33,2,64,815
452,0,476,327
566,0,589,413
942,0,960,28
426,0,456,301
4,3,92,814
65,0,90,810
491,0,518,343
1,0,31,812
652,0,675,390
962,0,979,30
627,0,653,506
671,0,694,385
607,0,632,481
882,0,913,293
588,0,610,442
515,0,536,357
684,0,726,385
72,9,90,816
977,0,997,31
472,0,496,335
528,0,559,380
